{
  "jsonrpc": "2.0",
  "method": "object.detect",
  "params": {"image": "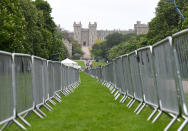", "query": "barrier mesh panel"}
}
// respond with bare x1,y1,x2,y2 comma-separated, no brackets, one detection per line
129,53,143,101
153,40,179,114
0,53,14,124
14,55,33,113
137,48,159,107
122,56,134,97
